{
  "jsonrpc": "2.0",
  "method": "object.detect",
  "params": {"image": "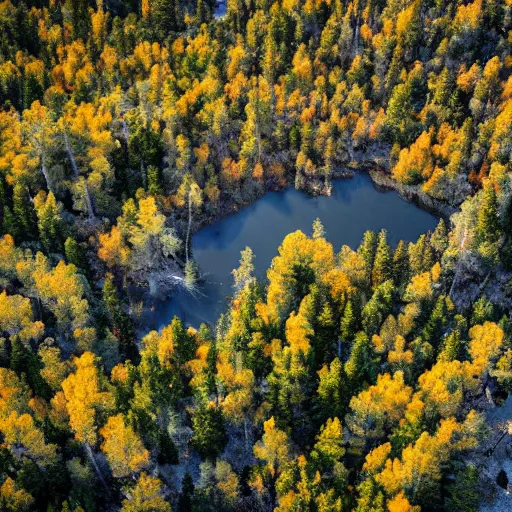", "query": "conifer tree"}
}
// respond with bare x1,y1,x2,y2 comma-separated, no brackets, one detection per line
372,230,393,288
178,472,195,512
64,237,88,271
358,231,378,287
12,183,37,242
103,276,138,362
35,192,63,253
477,183,500,244
340,300,357,343
191,403,227,460
431,219,449,255
393,240,410,289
